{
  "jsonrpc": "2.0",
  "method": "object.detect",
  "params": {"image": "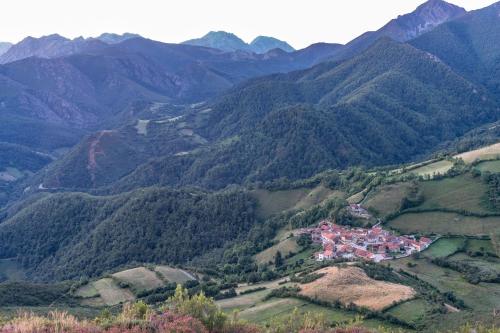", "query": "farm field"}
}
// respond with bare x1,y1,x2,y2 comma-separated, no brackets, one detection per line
298,267,415,311
154,266,195,283
255,238,300,265
465,238,497,256
421,238,465,259
475,160,500,173
385,298,429,325
112,267,164,292
417,175,491,213
455,143,500,163
447,253,500,274
75,265,195,306
387,212,500,236
251,185,343,218
250,188,309,218
362,182,412,217
405,159,453,178
389,257,500,313
92,278,135,306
